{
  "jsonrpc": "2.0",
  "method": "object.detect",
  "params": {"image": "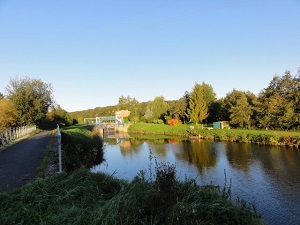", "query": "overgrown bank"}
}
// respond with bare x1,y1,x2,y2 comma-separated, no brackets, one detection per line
60,125,104,172
128,123,300,147
0,166,263,225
